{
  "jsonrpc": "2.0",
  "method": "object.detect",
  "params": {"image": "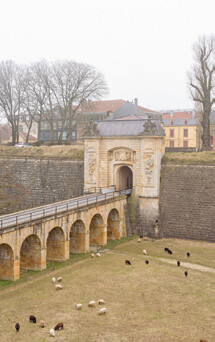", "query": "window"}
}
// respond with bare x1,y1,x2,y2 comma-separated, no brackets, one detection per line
183,141,188,148
170,129,174,137
171,120,174,125
170,141,174,148
184,120,187,125
184,129,188,137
